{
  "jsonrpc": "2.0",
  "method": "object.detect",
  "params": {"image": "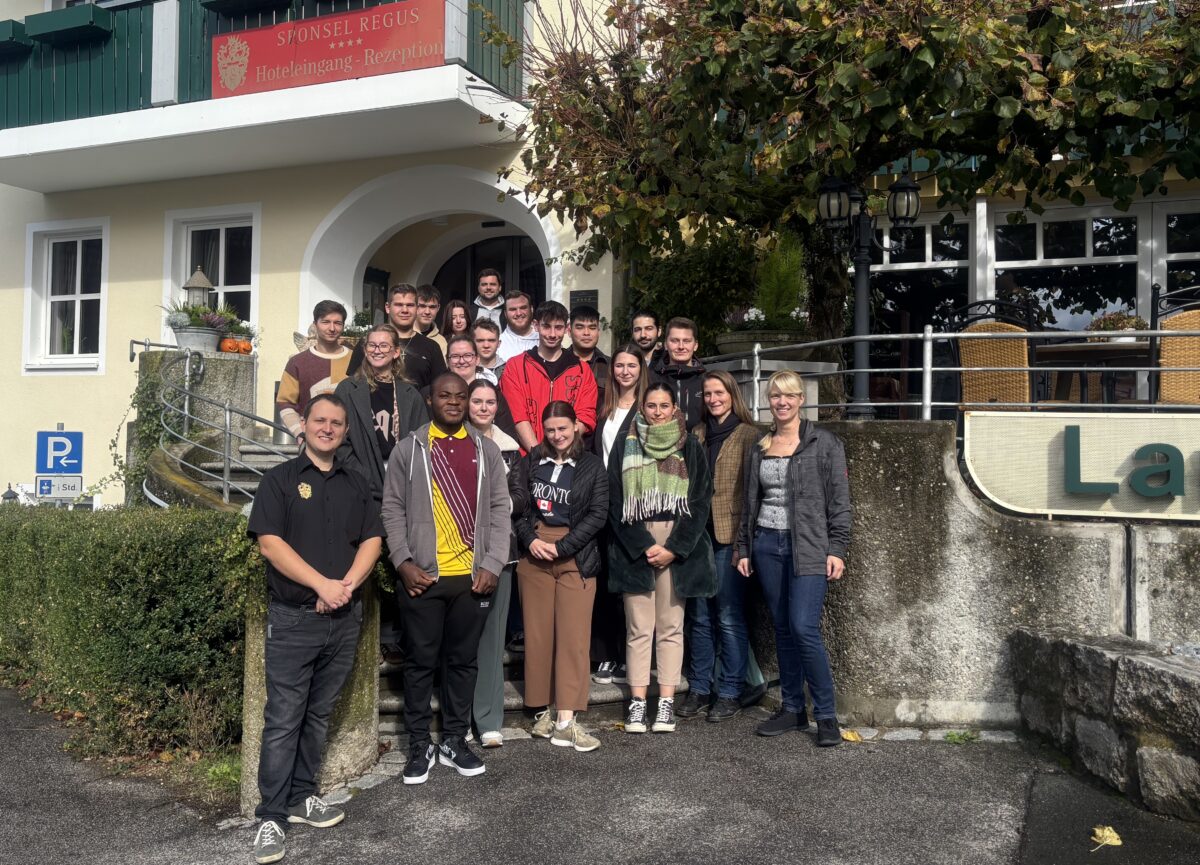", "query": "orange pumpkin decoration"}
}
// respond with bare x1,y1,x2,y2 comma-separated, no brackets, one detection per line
238,338,253,354
220,337,241,353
